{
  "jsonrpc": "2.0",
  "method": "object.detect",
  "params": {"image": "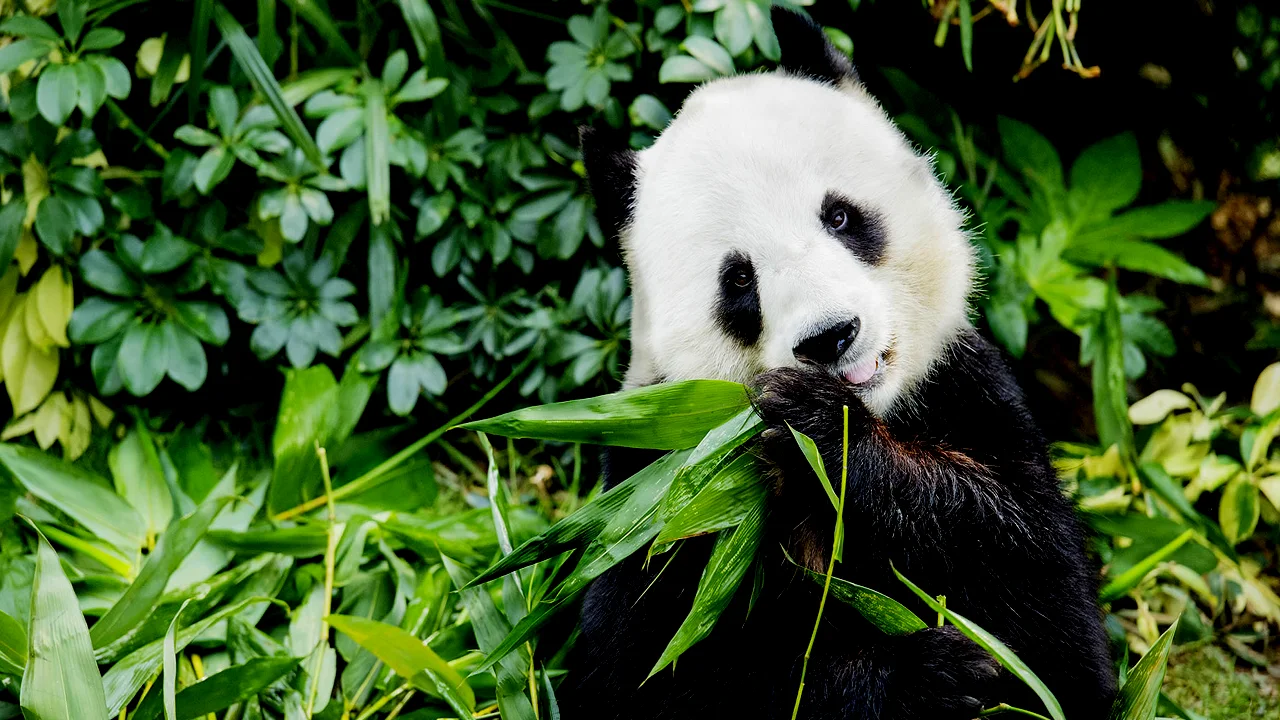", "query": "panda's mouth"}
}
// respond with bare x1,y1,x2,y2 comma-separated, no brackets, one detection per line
840,351,885,386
